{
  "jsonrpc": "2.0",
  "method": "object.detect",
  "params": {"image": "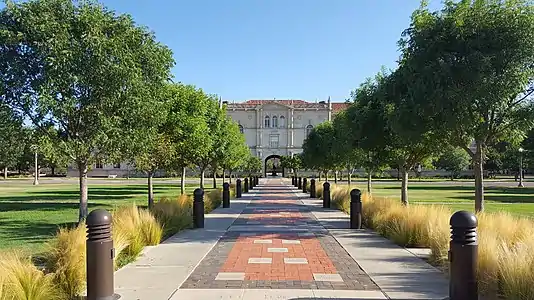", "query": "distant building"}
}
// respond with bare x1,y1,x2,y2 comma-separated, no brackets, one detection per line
224,98,349,175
